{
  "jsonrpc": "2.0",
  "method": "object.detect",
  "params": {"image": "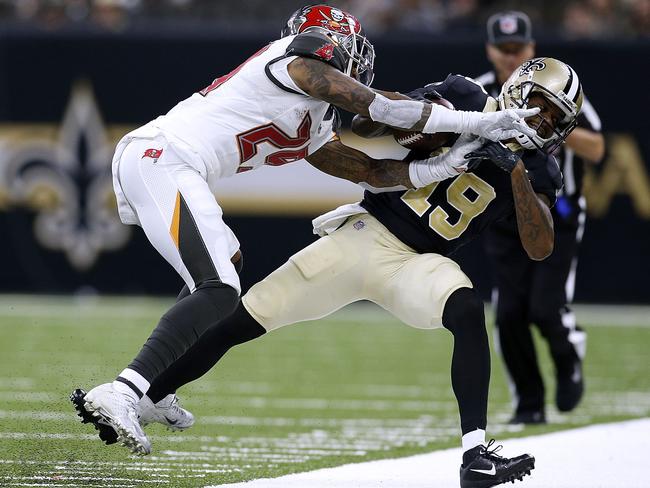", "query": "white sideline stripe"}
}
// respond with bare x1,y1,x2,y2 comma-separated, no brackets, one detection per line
205,418,650,488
